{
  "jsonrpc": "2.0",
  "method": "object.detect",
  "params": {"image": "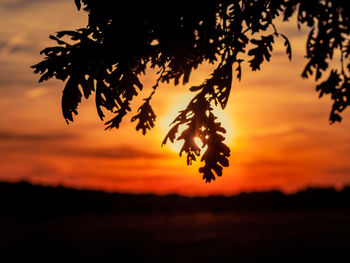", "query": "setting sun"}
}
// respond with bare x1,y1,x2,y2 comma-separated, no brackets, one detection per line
159,93,235,155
